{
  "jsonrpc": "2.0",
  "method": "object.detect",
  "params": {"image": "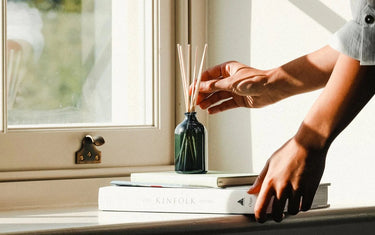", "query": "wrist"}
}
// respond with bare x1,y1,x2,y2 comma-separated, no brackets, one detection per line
294,122,333,151
264,66,302,99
